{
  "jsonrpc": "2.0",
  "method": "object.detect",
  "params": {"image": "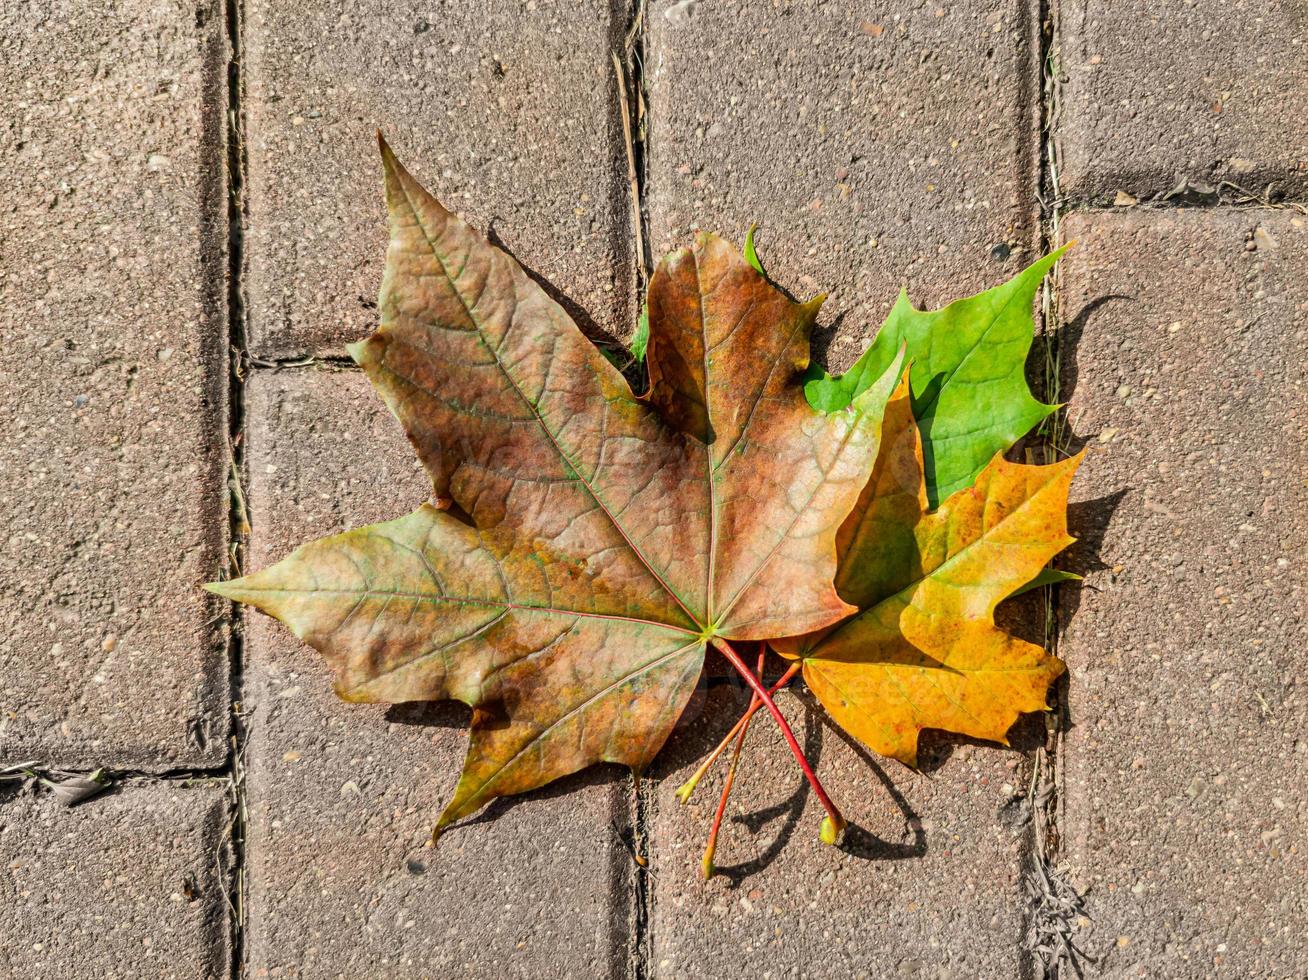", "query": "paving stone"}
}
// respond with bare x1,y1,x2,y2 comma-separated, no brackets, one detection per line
647,0,1042,370
240,370,633,978
1056,209,1307,975
0,781,229,978
0,0,229,767
649,681,1041,977
244,0,635,359
1057,1,1308,202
